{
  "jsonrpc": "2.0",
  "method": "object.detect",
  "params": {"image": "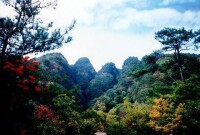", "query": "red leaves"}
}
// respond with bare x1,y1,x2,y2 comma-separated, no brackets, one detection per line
2,57,37,75
22,86,29,91
4,63,24,75
33,61,38,66
35,105,49,119
35,86,42,92
34,104,63,129
14,65,24,75
26,65,37,71
1,56,48,92
29,75,35,80
35,105,57,120
3,61,14,69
